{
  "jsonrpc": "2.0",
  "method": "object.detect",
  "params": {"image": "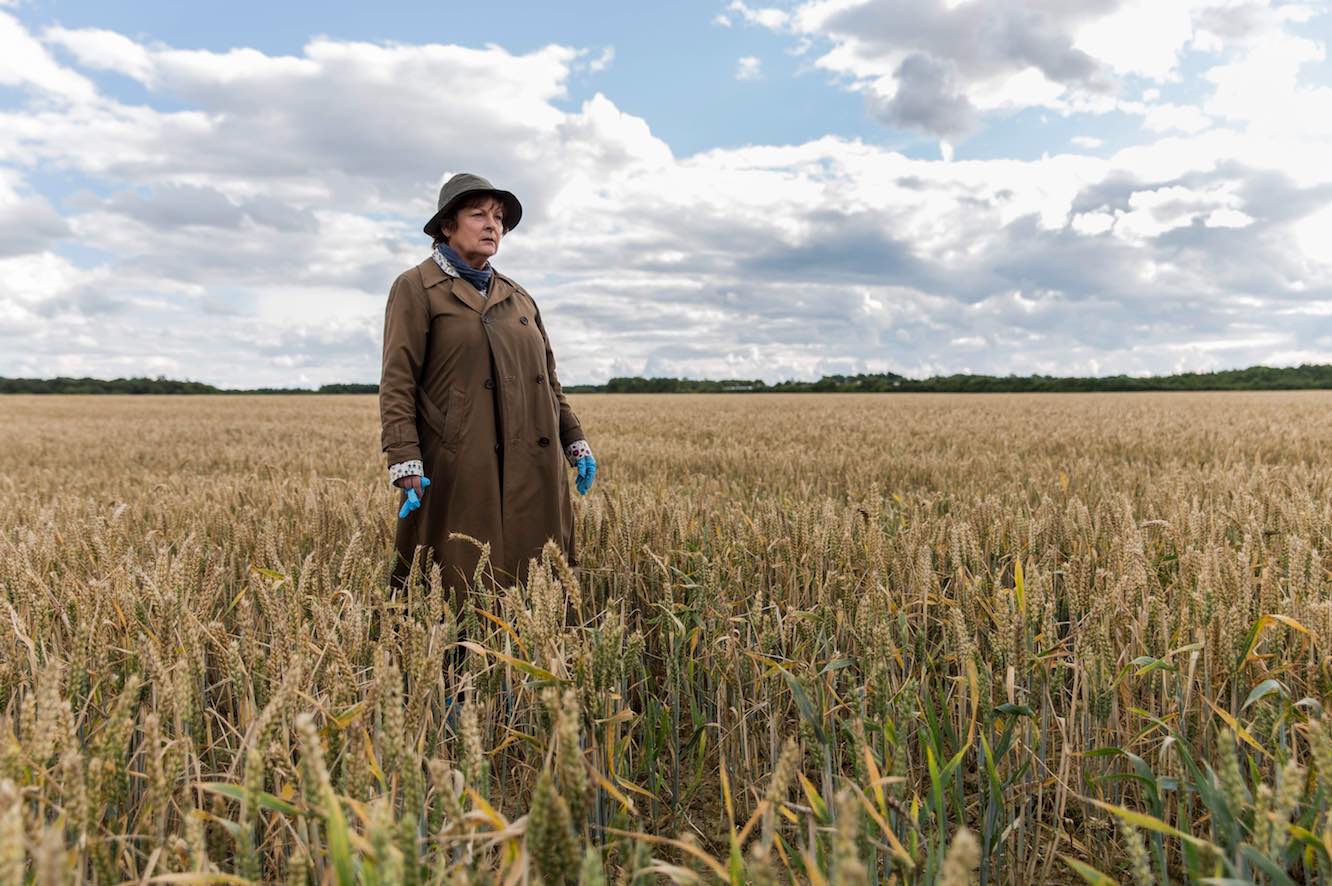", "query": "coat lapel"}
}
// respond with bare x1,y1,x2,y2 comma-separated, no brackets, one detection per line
449,278,488,314
418,256,485,314
483,275,515,315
